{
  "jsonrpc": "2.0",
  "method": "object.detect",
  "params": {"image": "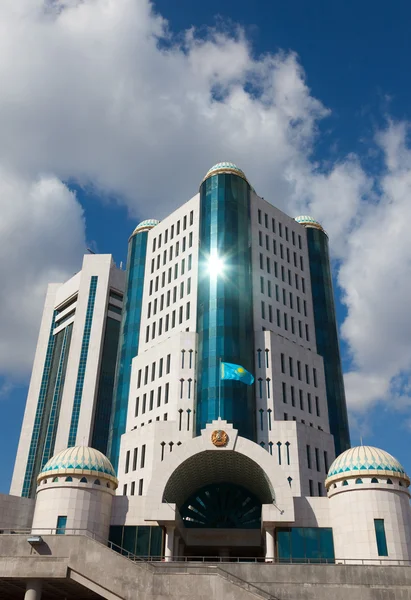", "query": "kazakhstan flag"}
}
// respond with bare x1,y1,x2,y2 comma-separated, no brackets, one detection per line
220,362,254,385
